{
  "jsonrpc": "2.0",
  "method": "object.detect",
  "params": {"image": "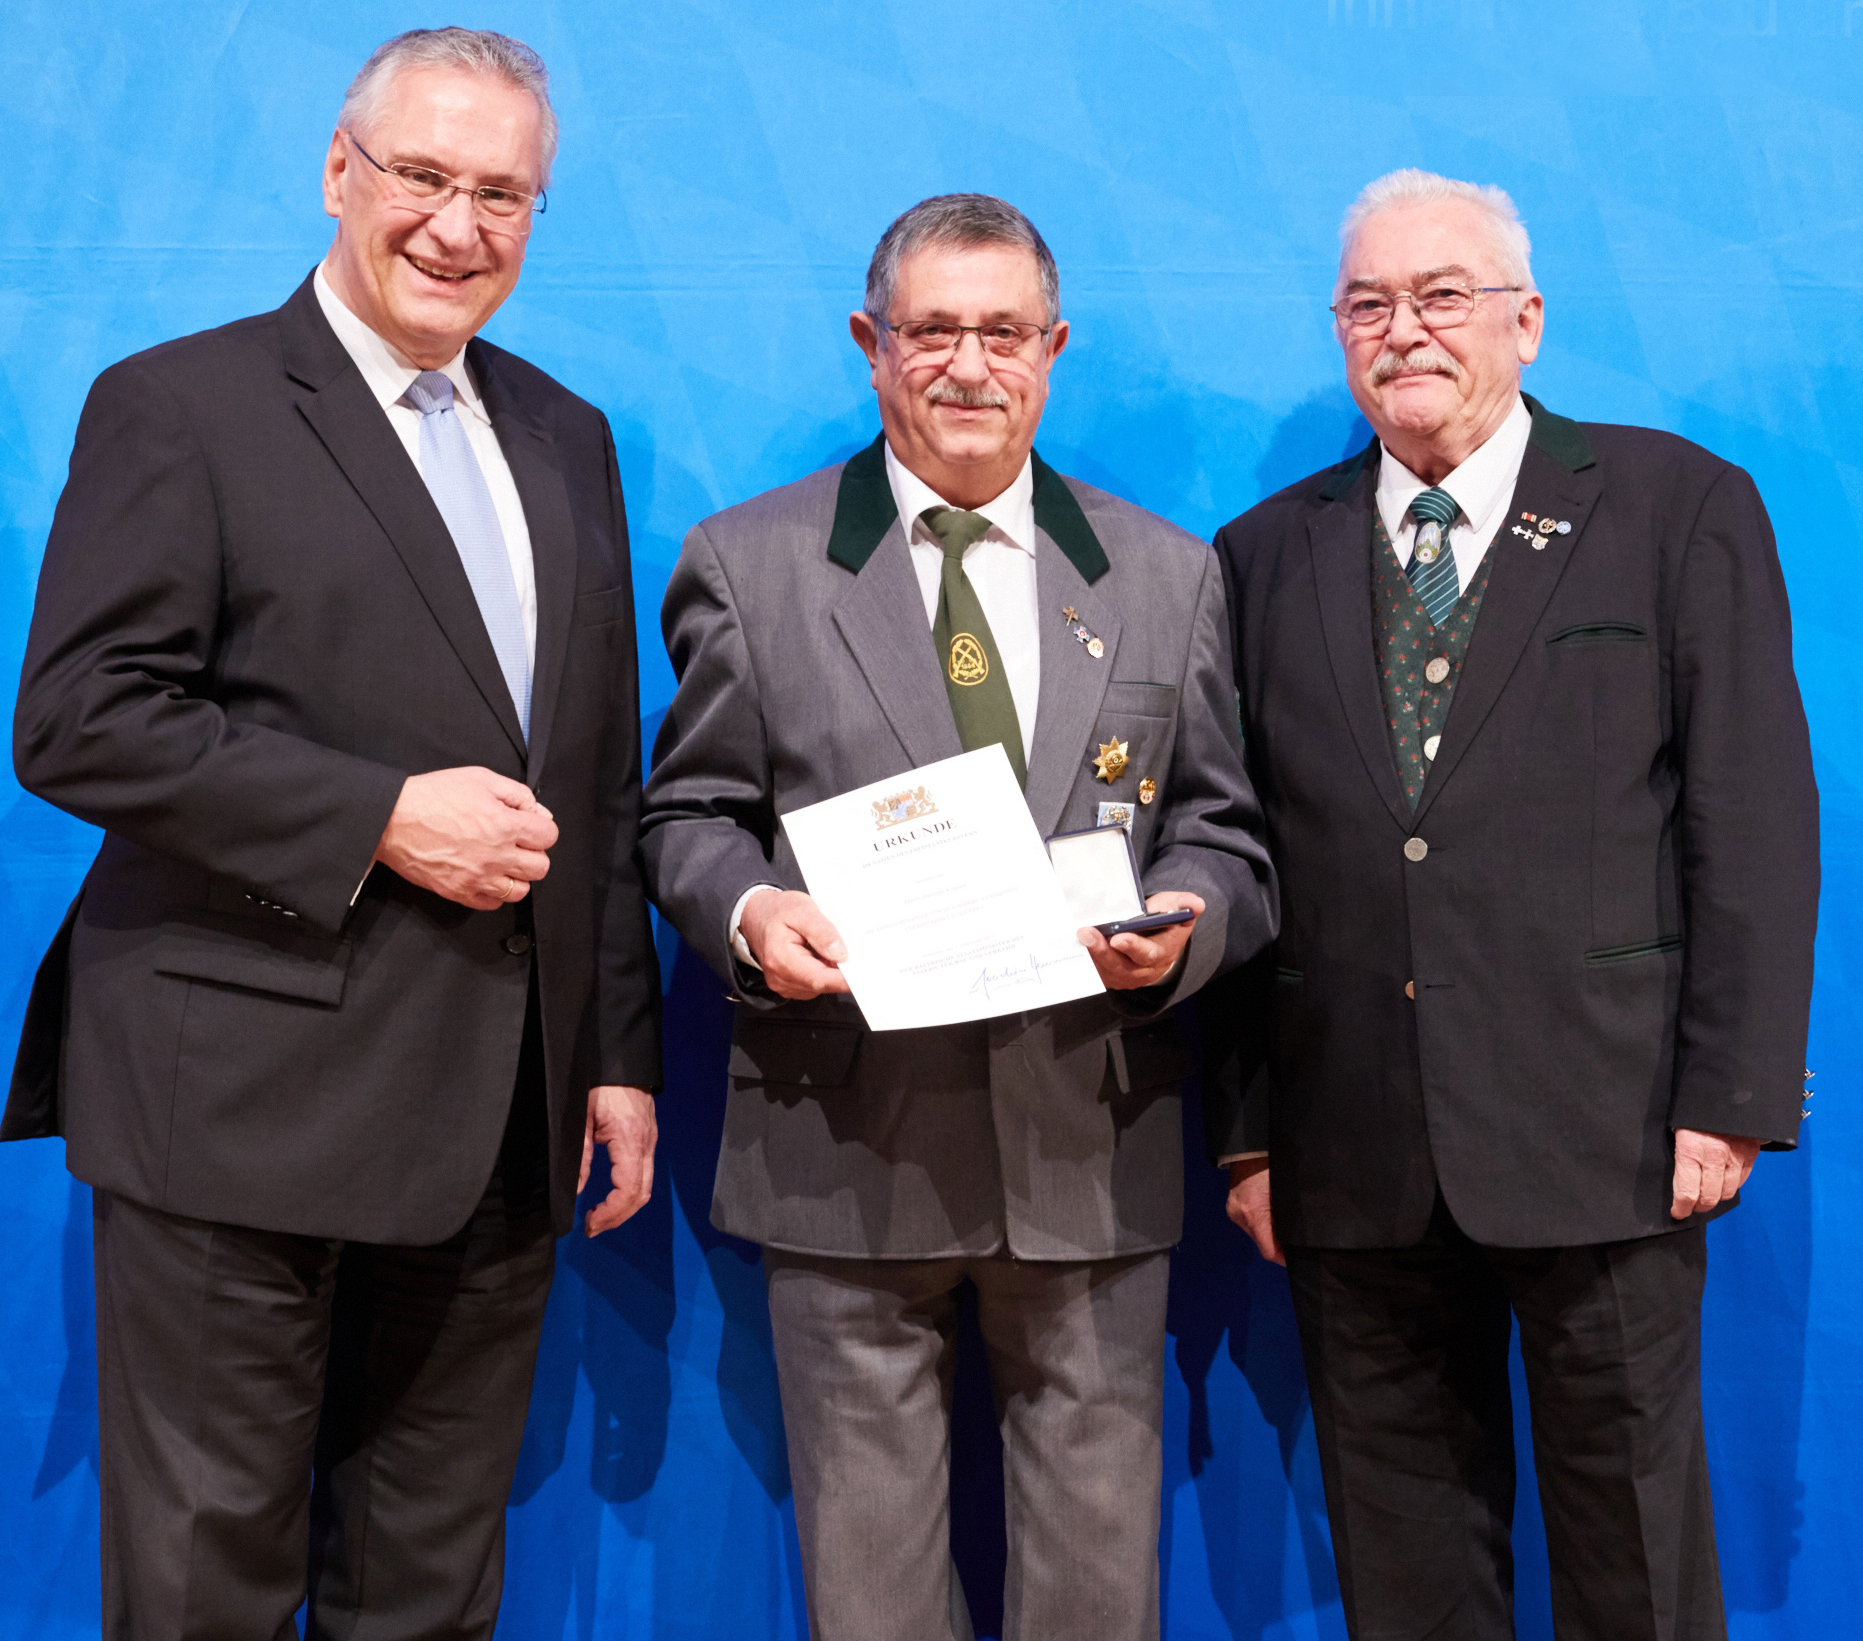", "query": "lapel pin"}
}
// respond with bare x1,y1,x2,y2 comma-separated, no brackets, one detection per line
1092,738,1129,784
1097,802,1133,830
1510,524,1535,542
1138,777,1157,805
1556,519,1571,534
1063,606,1105,659
1537,517,1557,535
1521,511,1537,522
